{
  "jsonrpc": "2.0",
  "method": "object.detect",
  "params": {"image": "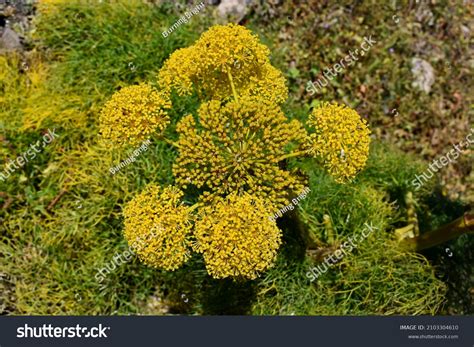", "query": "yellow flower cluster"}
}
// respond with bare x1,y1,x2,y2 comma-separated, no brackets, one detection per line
307,102,371,183
110,24,372,280
123,185,193,271
158,24,288,104
173,95,307,209
194,192,282,279
99,84,171,146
